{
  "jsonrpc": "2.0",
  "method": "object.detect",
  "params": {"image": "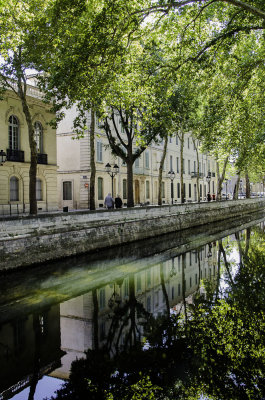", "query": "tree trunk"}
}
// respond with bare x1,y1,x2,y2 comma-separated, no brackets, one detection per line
127,155,134,207
158,136,168,205
233,173,241,200
216,156,229,201
92,289,99,350
245,172,250,198
160,262,170,318
180,131,185,203
89,108,96,210
193,138,200,202
19,84,37,215
196,151,200,202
